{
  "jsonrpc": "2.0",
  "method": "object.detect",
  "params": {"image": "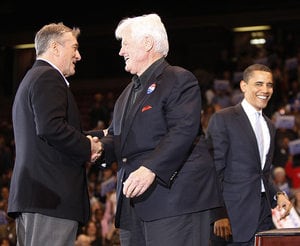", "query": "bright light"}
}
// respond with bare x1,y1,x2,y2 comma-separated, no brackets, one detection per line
233,25,271,32
14,43,35,49
250,38,266,45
